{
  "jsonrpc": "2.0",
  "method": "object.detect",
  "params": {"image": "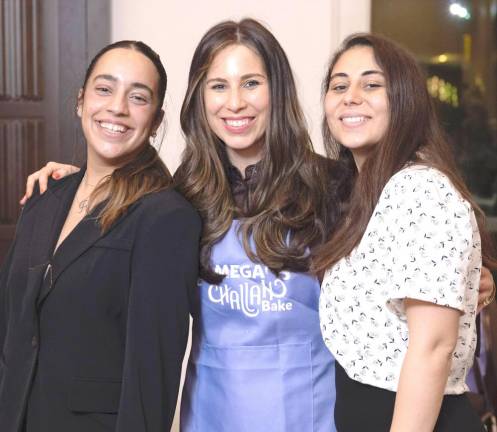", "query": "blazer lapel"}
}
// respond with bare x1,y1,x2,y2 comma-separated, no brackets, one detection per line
28,170,84,268
36,188,142,309
36,202,105,309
